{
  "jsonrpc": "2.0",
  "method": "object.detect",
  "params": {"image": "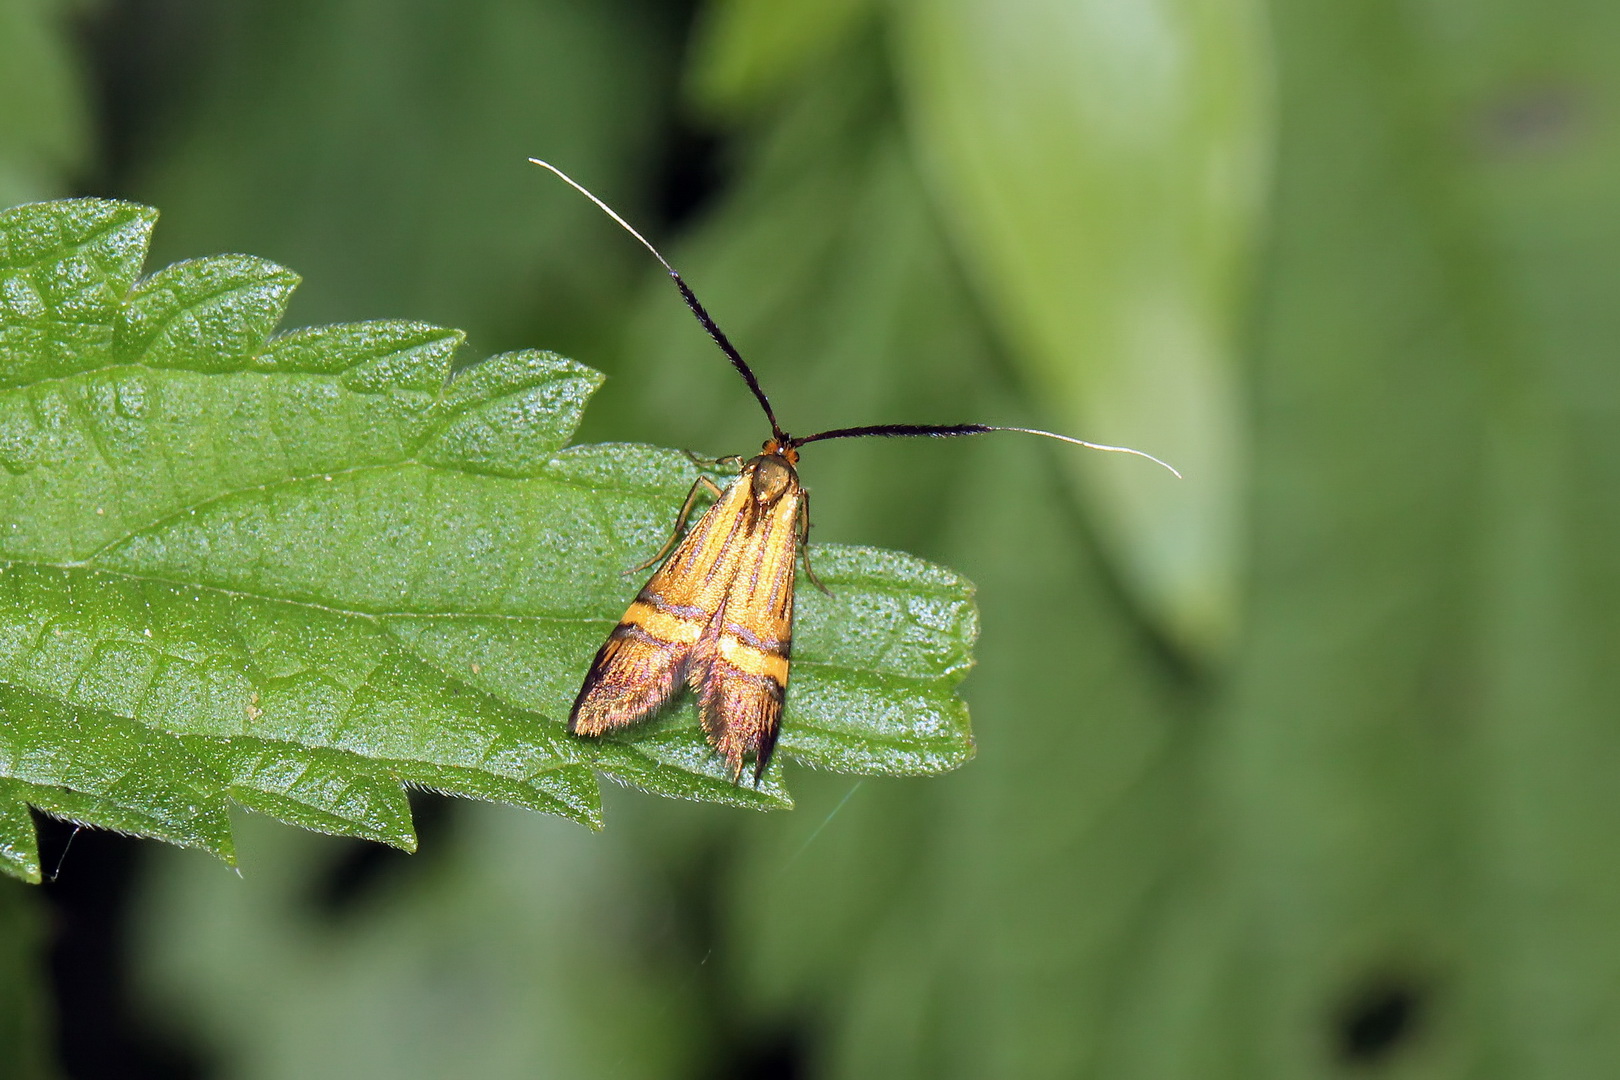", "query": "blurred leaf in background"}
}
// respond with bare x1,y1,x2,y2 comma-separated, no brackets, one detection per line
0,0,92,208
893,0,1265,658
139,807,708,1079
0,875,54,1080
